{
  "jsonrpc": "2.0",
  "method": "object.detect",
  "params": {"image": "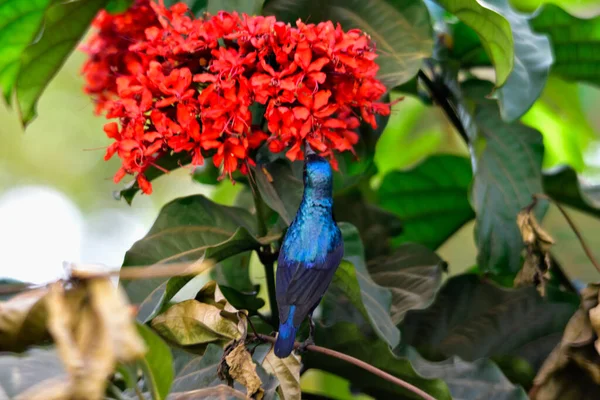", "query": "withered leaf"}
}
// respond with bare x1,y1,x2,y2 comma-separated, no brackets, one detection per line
225,342,264,400
515,208,555,295
45,279,146,400
0,288,49,351
262,348,301,400
532,283,600,399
